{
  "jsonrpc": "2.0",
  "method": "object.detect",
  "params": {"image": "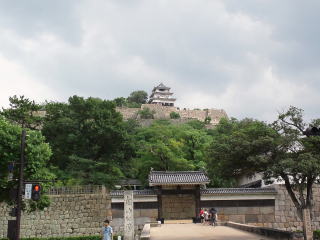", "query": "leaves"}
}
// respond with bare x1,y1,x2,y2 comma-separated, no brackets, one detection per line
0,117,54,210
42,96,134,187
